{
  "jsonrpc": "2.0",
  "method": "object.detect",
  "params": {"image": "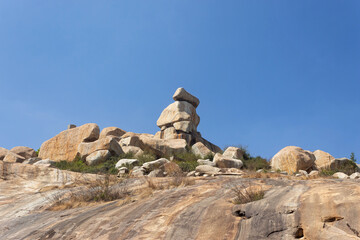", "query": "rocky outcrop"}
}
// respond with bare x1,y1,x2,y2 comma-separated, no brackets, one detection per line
39,123,100,161
10,146,37,159
115,159,139,169
85,150,111,166
195,165,221,175
271,146,315,174
0,147,10,160
155,88,220,155
173,87,200,108
191,142,213,158
99,127,126,140
223,146,244,160
77,136,123,159
313,150,335,169
213,153,243,169
3,152,25,163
